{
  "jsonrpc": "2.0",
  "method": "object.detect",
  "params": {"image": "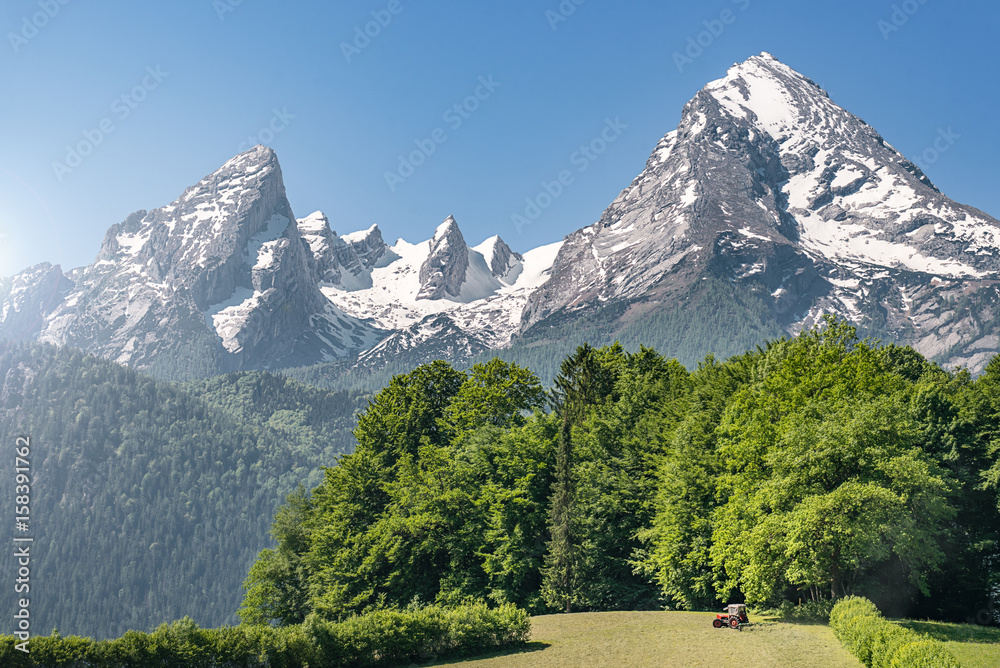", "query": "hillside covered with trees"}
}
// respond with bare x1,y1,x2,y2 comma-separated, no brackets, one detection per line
243,318,1000,627
0,343,368,638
